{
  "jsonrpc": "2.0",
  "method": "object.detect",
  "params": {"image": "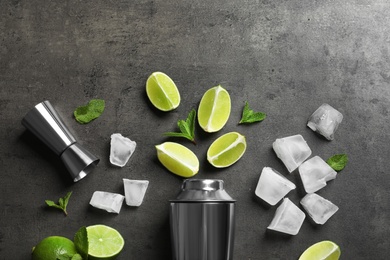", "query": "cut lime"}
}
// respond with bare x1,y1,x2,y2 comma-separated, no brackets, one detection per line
156,142,199,177
207,132,246,168
299,240,341,260
146,72,180,111
198,85,231,132
32,236,77,260
87,224,125,260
